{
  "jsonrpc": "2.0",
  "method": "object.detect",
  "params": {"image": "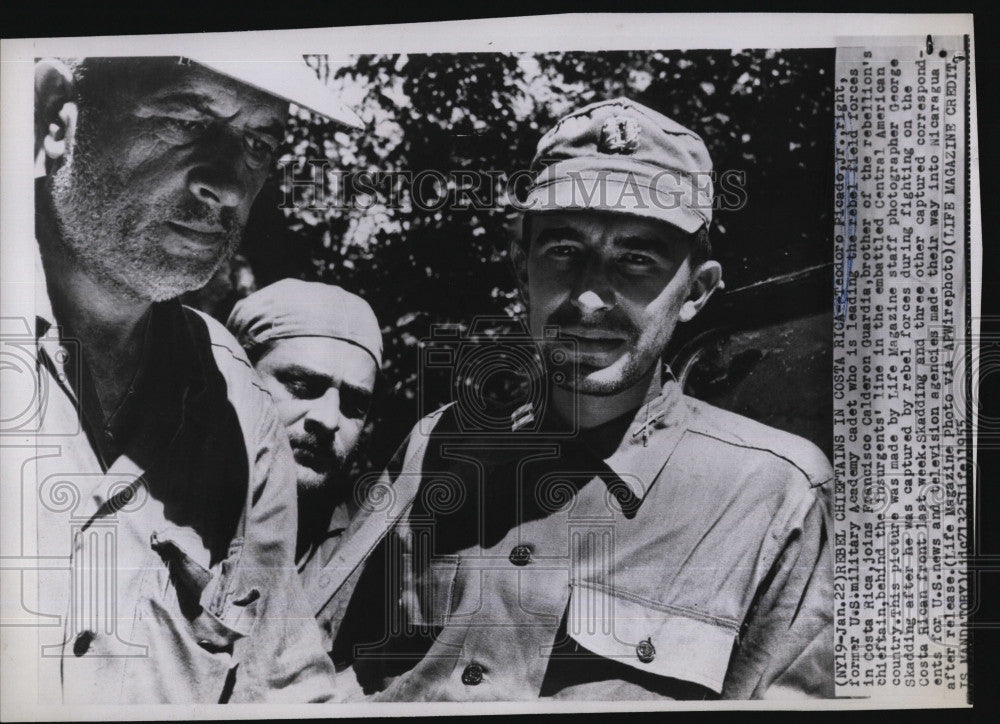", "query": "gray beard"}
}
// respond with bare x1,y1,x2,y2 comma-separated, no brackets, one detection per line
48,124,242,302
